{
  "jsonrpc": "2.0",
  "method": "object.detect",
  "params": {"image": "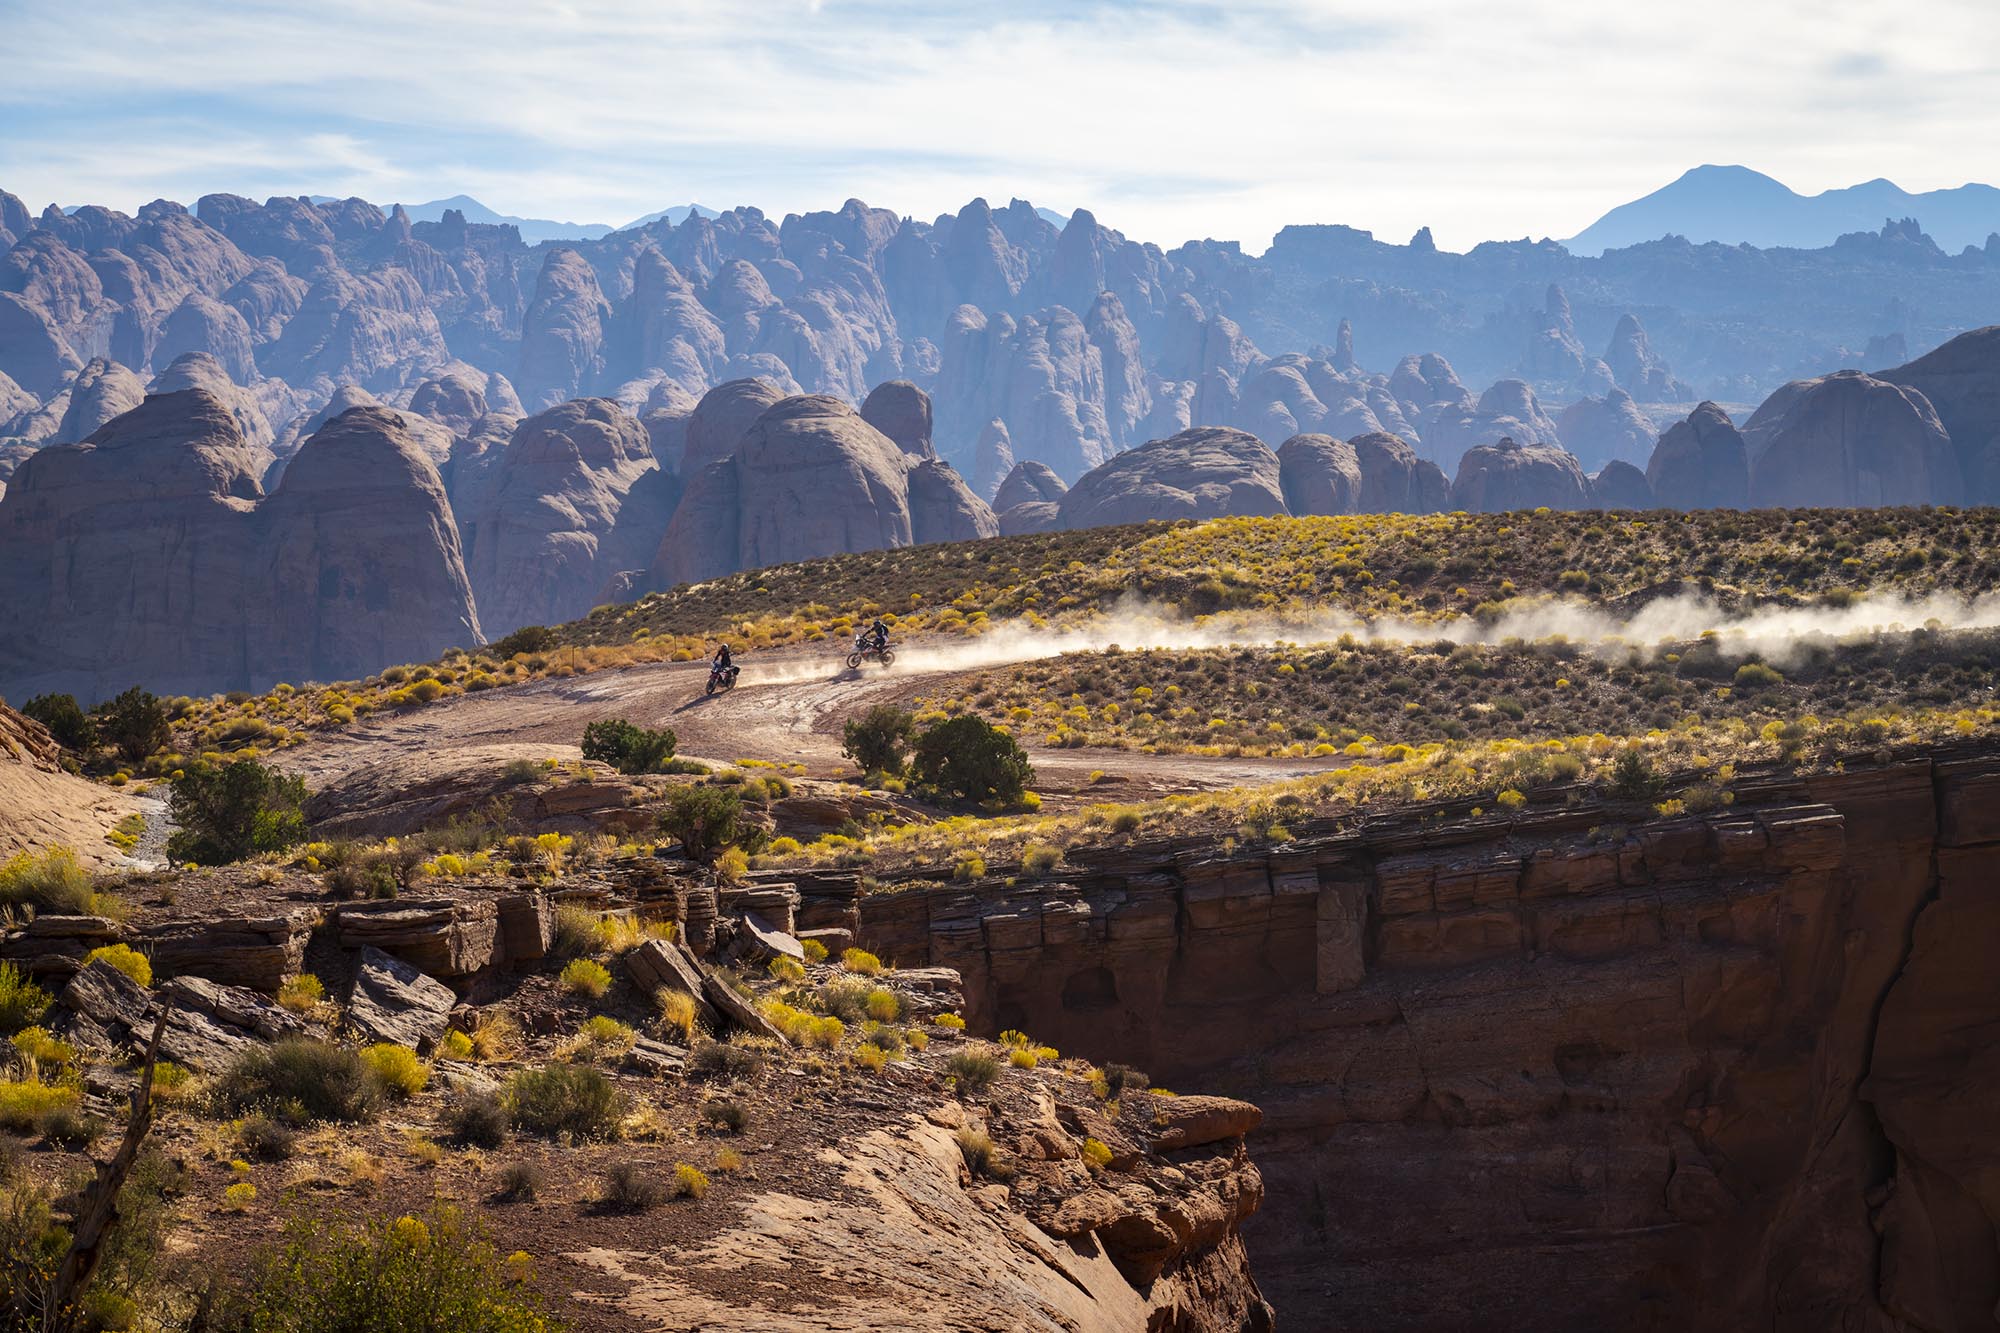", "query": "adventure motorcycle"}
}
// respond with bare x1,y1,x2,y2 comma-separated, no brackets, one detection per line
846,635,895,669
705,663,740,695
